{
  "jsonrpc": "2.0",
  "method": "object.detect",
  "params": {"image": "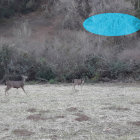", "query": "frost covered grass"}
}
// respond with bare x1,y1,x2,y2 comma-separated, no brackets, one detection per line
0,83,140,140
